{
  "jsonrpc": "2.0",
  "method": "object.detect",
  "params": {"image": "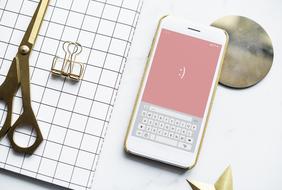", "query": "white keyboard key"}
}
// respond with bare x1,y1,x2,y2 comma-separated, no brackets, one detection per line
153,114,158,120
157,129,163,135
169,118,174,124
138,123,145,130
136,130,143,137
151,127,157,134
141,111,147,117
186,137,193,144
150,134,156,140
168,132,174,138
163,130,169,137
164,117,169,123
148,120,154,125
146,126,152,132
180,135,185,142
156,135,177,146
164,124,170,130
178,142,192,150
142,118,148,124
176,127,181,133
175,120,180,126
153,121,158,127
187,130,193,137
158,115,164,121
159,122,164,128
147,112,152,118
192,124,197,131
143,132,150,139
180,121,186,128
174,133,180,140
186,123,192,129
170,125,176,132
181,128,187,135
